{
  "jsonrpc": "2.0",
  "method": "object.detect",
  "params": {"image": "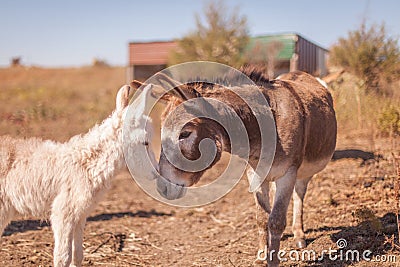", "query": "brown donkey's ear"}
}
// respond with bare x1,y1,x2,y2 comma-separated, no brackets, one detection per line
129,74,202,102
155,72,201,100
130,80,145,91
130,79,171,102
